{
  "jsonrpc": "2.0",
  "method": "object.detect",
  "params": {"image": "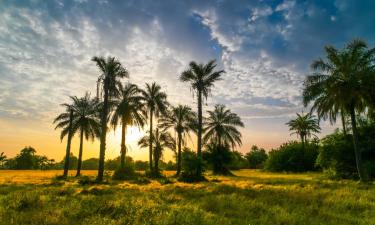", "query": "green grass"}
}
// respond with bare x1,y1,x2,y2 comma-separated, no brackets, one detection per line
0,170,374,225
